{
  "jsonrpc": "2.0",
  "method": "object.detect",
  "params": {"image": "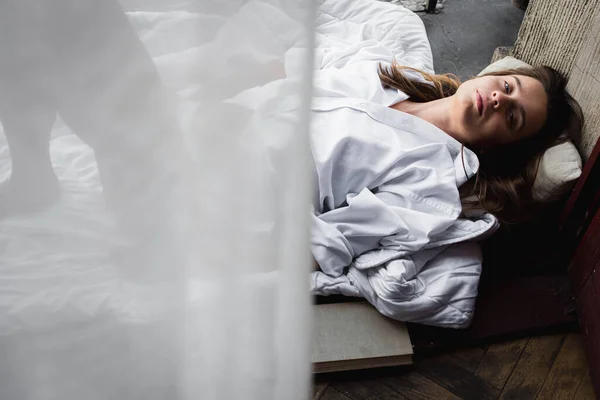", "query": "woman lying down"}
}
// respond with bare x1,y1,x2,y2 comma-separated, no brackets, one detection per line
308,37,581,328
